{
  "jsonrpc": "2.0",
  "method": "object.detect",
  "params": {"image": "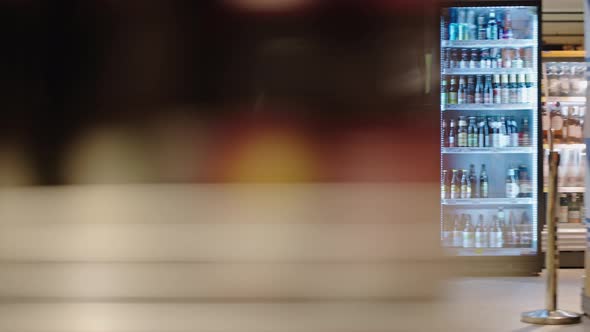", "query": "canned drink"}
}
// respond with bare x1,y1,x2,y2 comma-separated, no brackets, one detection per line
443,48,451,69
449,23,458,41
458,24,467,41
